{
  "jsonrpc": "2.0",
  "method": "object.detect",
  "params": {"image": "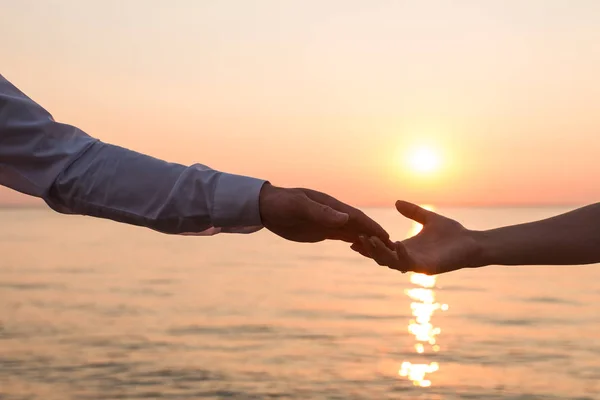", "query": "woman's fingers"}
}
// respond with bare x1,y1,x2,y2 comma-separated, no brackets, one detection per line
363,237,410,273
350,241,372,258
352,237,414,274
393,241,415,273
